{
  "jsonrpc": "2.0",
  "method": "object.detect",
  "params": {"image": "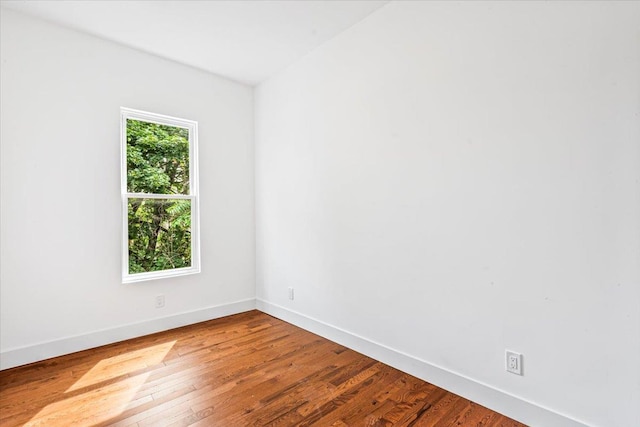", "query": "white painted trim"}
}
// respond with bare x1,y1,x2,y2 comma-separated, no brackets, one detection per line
0,298,591,426
0,298,256,371
256,299,590,427
125,193,194,200
122,262,200,284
